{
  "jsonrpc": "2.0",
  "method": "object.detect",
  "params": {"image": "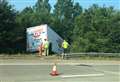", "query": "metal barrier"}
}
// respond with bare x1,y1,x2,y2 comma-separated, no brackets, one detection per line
61,52,120,59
